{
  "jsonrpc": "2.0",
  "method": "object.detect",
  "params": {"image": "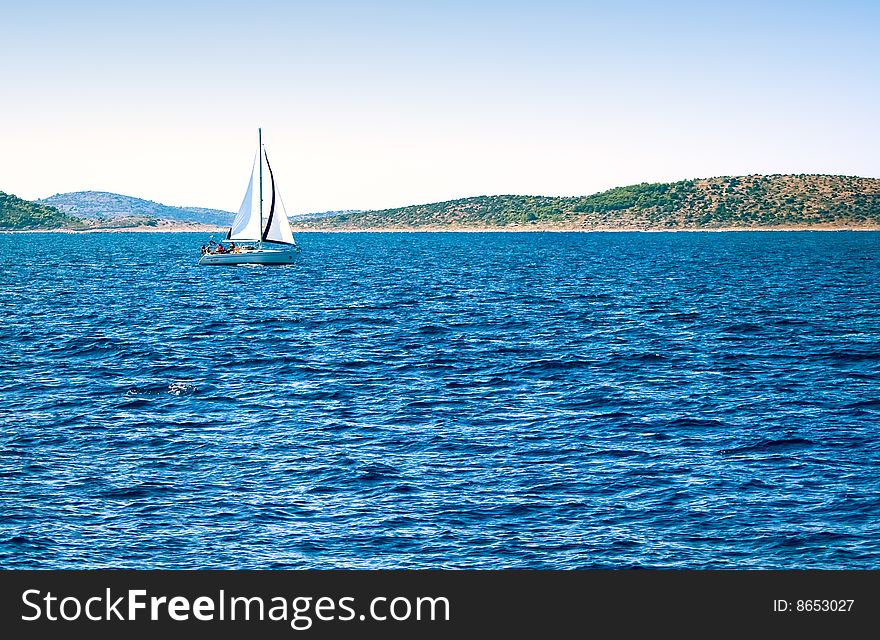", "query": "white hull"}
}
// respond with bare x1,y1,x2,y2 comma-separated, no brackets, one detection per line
198,247,300,265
